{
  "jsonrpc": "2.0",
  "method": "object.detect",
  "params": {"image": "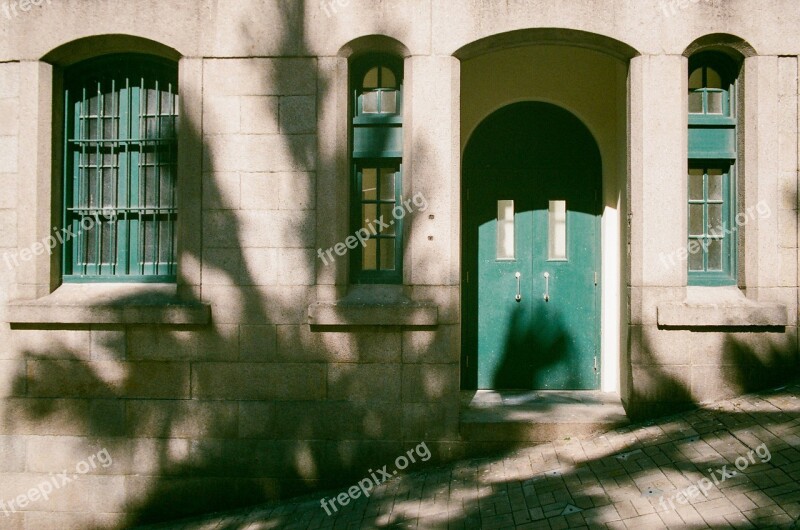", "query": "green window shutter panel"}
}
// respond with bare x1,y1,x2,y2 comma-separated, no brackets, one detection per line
352,124,403,158
688,125,736,159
